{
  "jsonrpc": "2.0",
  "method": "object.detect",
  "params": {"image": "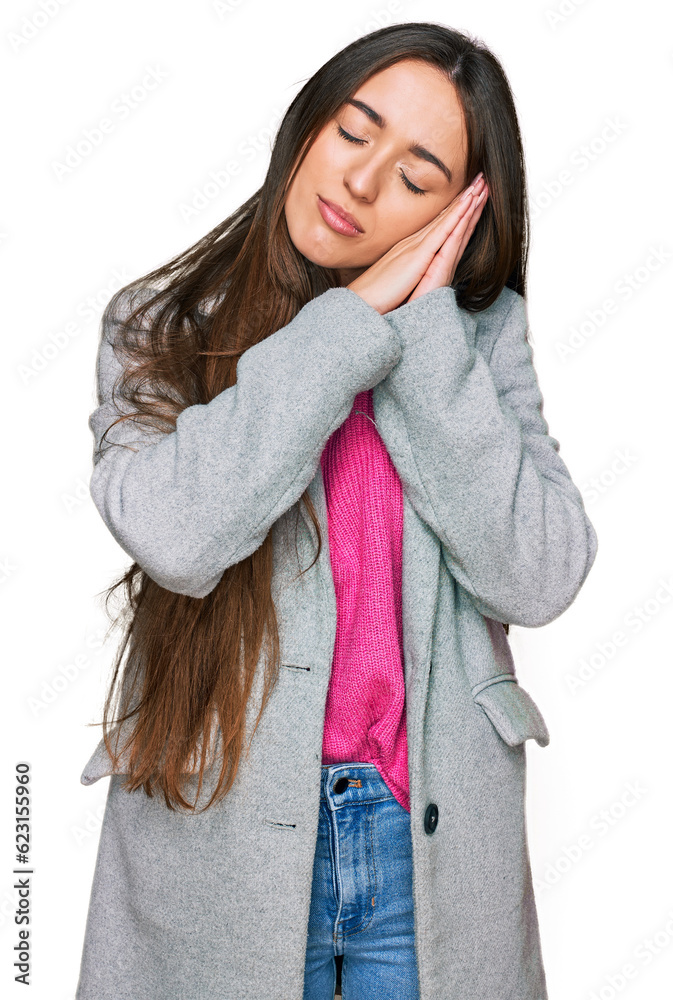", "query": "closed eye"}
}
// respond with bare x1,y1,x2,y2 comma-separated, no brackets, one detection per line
335,123,427,197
